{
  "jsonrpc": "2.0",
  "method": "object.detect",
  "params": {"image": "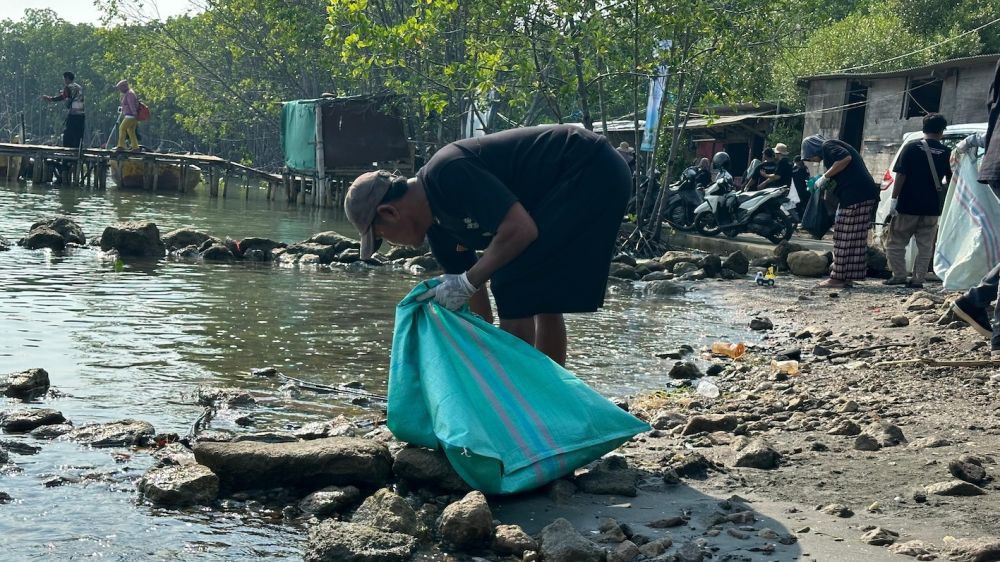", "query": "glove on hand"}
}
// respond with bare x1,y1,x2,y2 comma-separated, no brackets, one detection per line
815,175,830,190
888,198,899,217
418,272,477,310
